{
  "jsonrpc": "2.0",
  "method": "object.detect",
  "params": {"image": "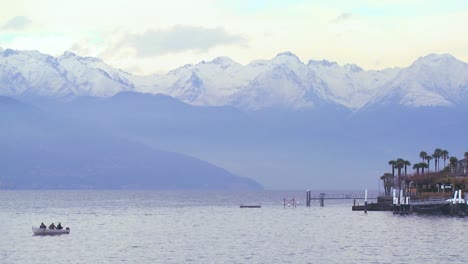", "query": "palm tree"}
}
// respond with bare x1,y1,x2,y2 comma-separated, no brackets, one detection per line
420,162,429,175
420,151,428,162
426,156,433,173
404,160,411,176
388,160,396,177
449,156,458,175
395,158,405,189
432,153,439,172
380,173,394,196
441,150,449,169
433,148,442,172
413,163,421,175
450,156,459,165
